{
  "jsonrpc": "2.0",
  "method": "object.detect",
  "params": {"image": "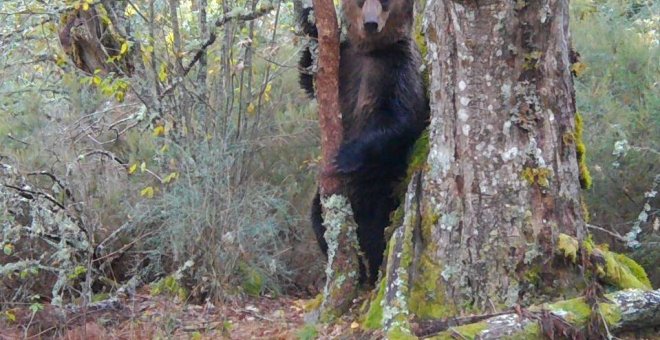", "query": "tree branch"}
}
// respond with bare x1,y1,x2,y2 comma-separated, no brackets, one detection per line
413,289,660,338
159,5,275,98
